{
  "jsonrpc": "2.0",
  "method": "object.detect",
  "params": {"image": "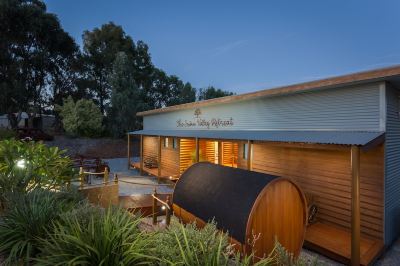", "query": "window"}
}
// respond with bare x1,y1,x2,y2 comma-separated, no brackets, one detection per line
164,137,169,148
173,138,178,149
243,143,248,159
